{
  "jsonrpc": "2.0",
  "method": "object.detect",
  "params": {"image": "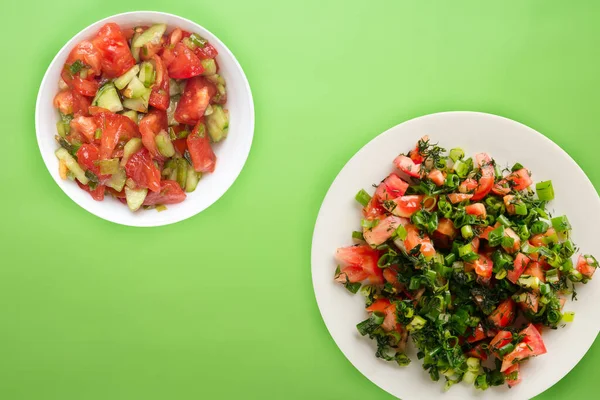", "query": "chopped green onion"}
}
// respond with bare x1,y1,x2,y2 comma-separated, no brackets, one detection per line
540,283,551,295
459,243,478,261
536,180,555,201
520,241,538,254
518,275,540,290
545,269,560,283
94,128,102,140
497,214,512,227
449,148,464,162
498,343,515,356
461,225,473,239
561,311,575,323
488,225,505,247
445,174,460,188
511,162,524,172
495,269,507,280
355,189,371,207
453,159,470,178
531,220,549,235
395,225,408,240
560,258,573,272
568,270,583,282
352,231,364,240
551,215,571,233
407,315,427,331
514,203,527,215
409,276,421,290
361,219,378,229
501,236,515,249
543,231,559,245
